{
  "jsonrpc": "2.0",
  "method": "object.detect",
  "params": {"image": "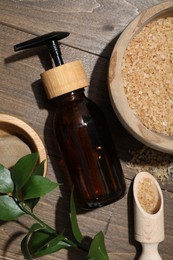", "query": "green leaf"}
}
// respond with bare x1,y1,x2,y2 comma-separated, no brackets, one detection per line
28,228,56,254
22,175,58,200
25,198,40,211
21,223,74,258
23,160,46,209
87,231,109,260
70,191,83,243
21,223,44,260
21,235,32,260
0,195,24,220
32,160,45,176
0,164,14,193
11,153,39,192
32,234,73,258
